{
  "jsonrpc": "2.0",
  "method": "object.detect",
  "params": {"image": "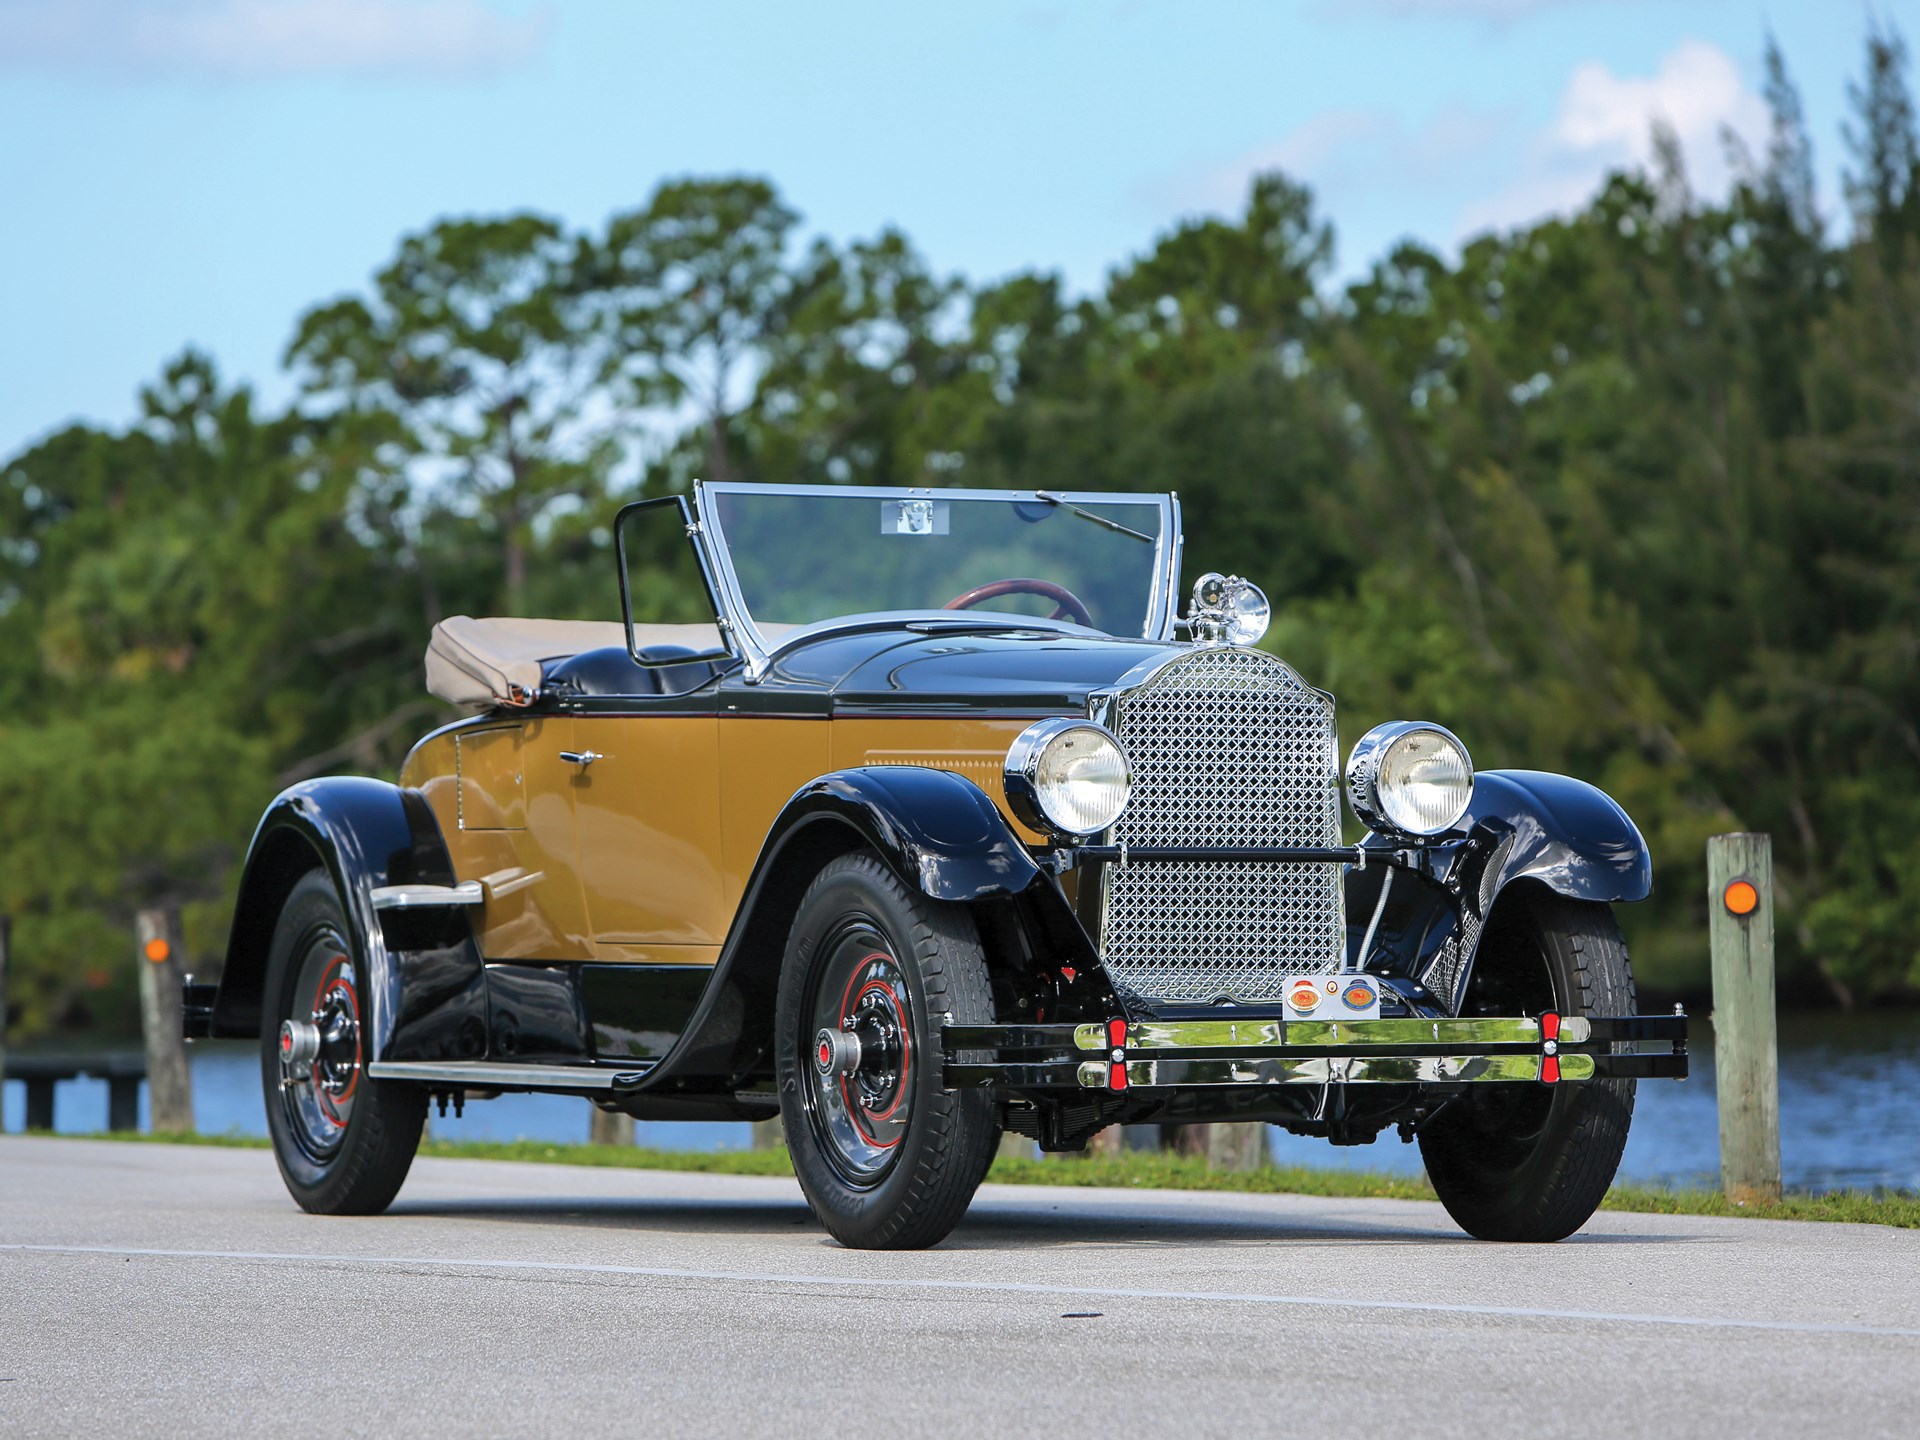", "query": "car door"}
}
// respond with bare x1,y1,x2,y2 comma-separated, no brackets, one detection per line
571,495,739,966
573,706,727,962
458,713,597,962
